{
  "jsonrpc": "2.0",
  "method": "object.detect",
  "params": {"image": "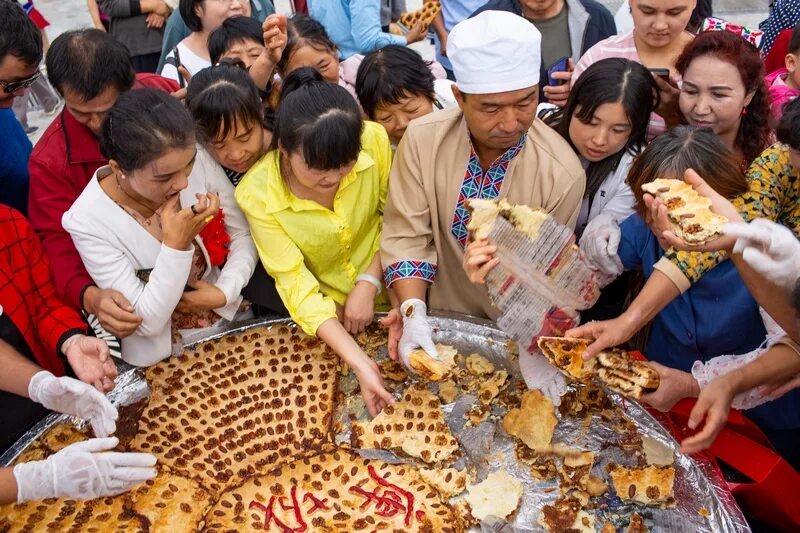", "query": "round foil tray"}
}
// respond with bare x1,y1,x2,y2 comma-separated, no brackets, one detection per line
1,313,749,532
